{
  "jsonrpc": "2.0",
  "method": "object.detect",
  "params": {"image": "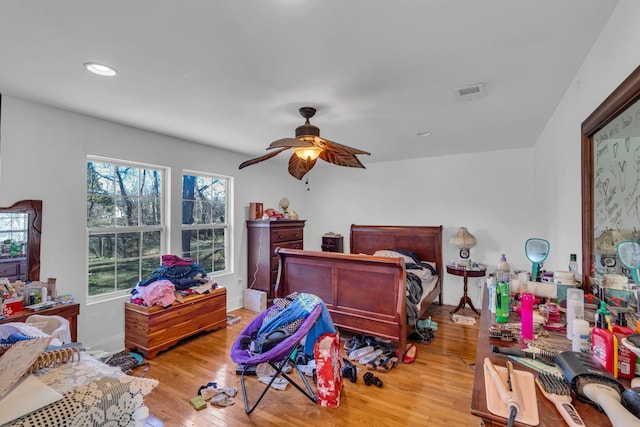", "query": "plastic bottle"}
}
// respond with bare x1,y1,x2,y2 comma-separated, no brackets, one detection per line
495,281,510,323
613,312,636,380
592,309,618,377
41,285,48,303
566,287,584,340
496,254,510,282
520,292,534,340
569,253,580,282
486,274,497,314
572,319,591,353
